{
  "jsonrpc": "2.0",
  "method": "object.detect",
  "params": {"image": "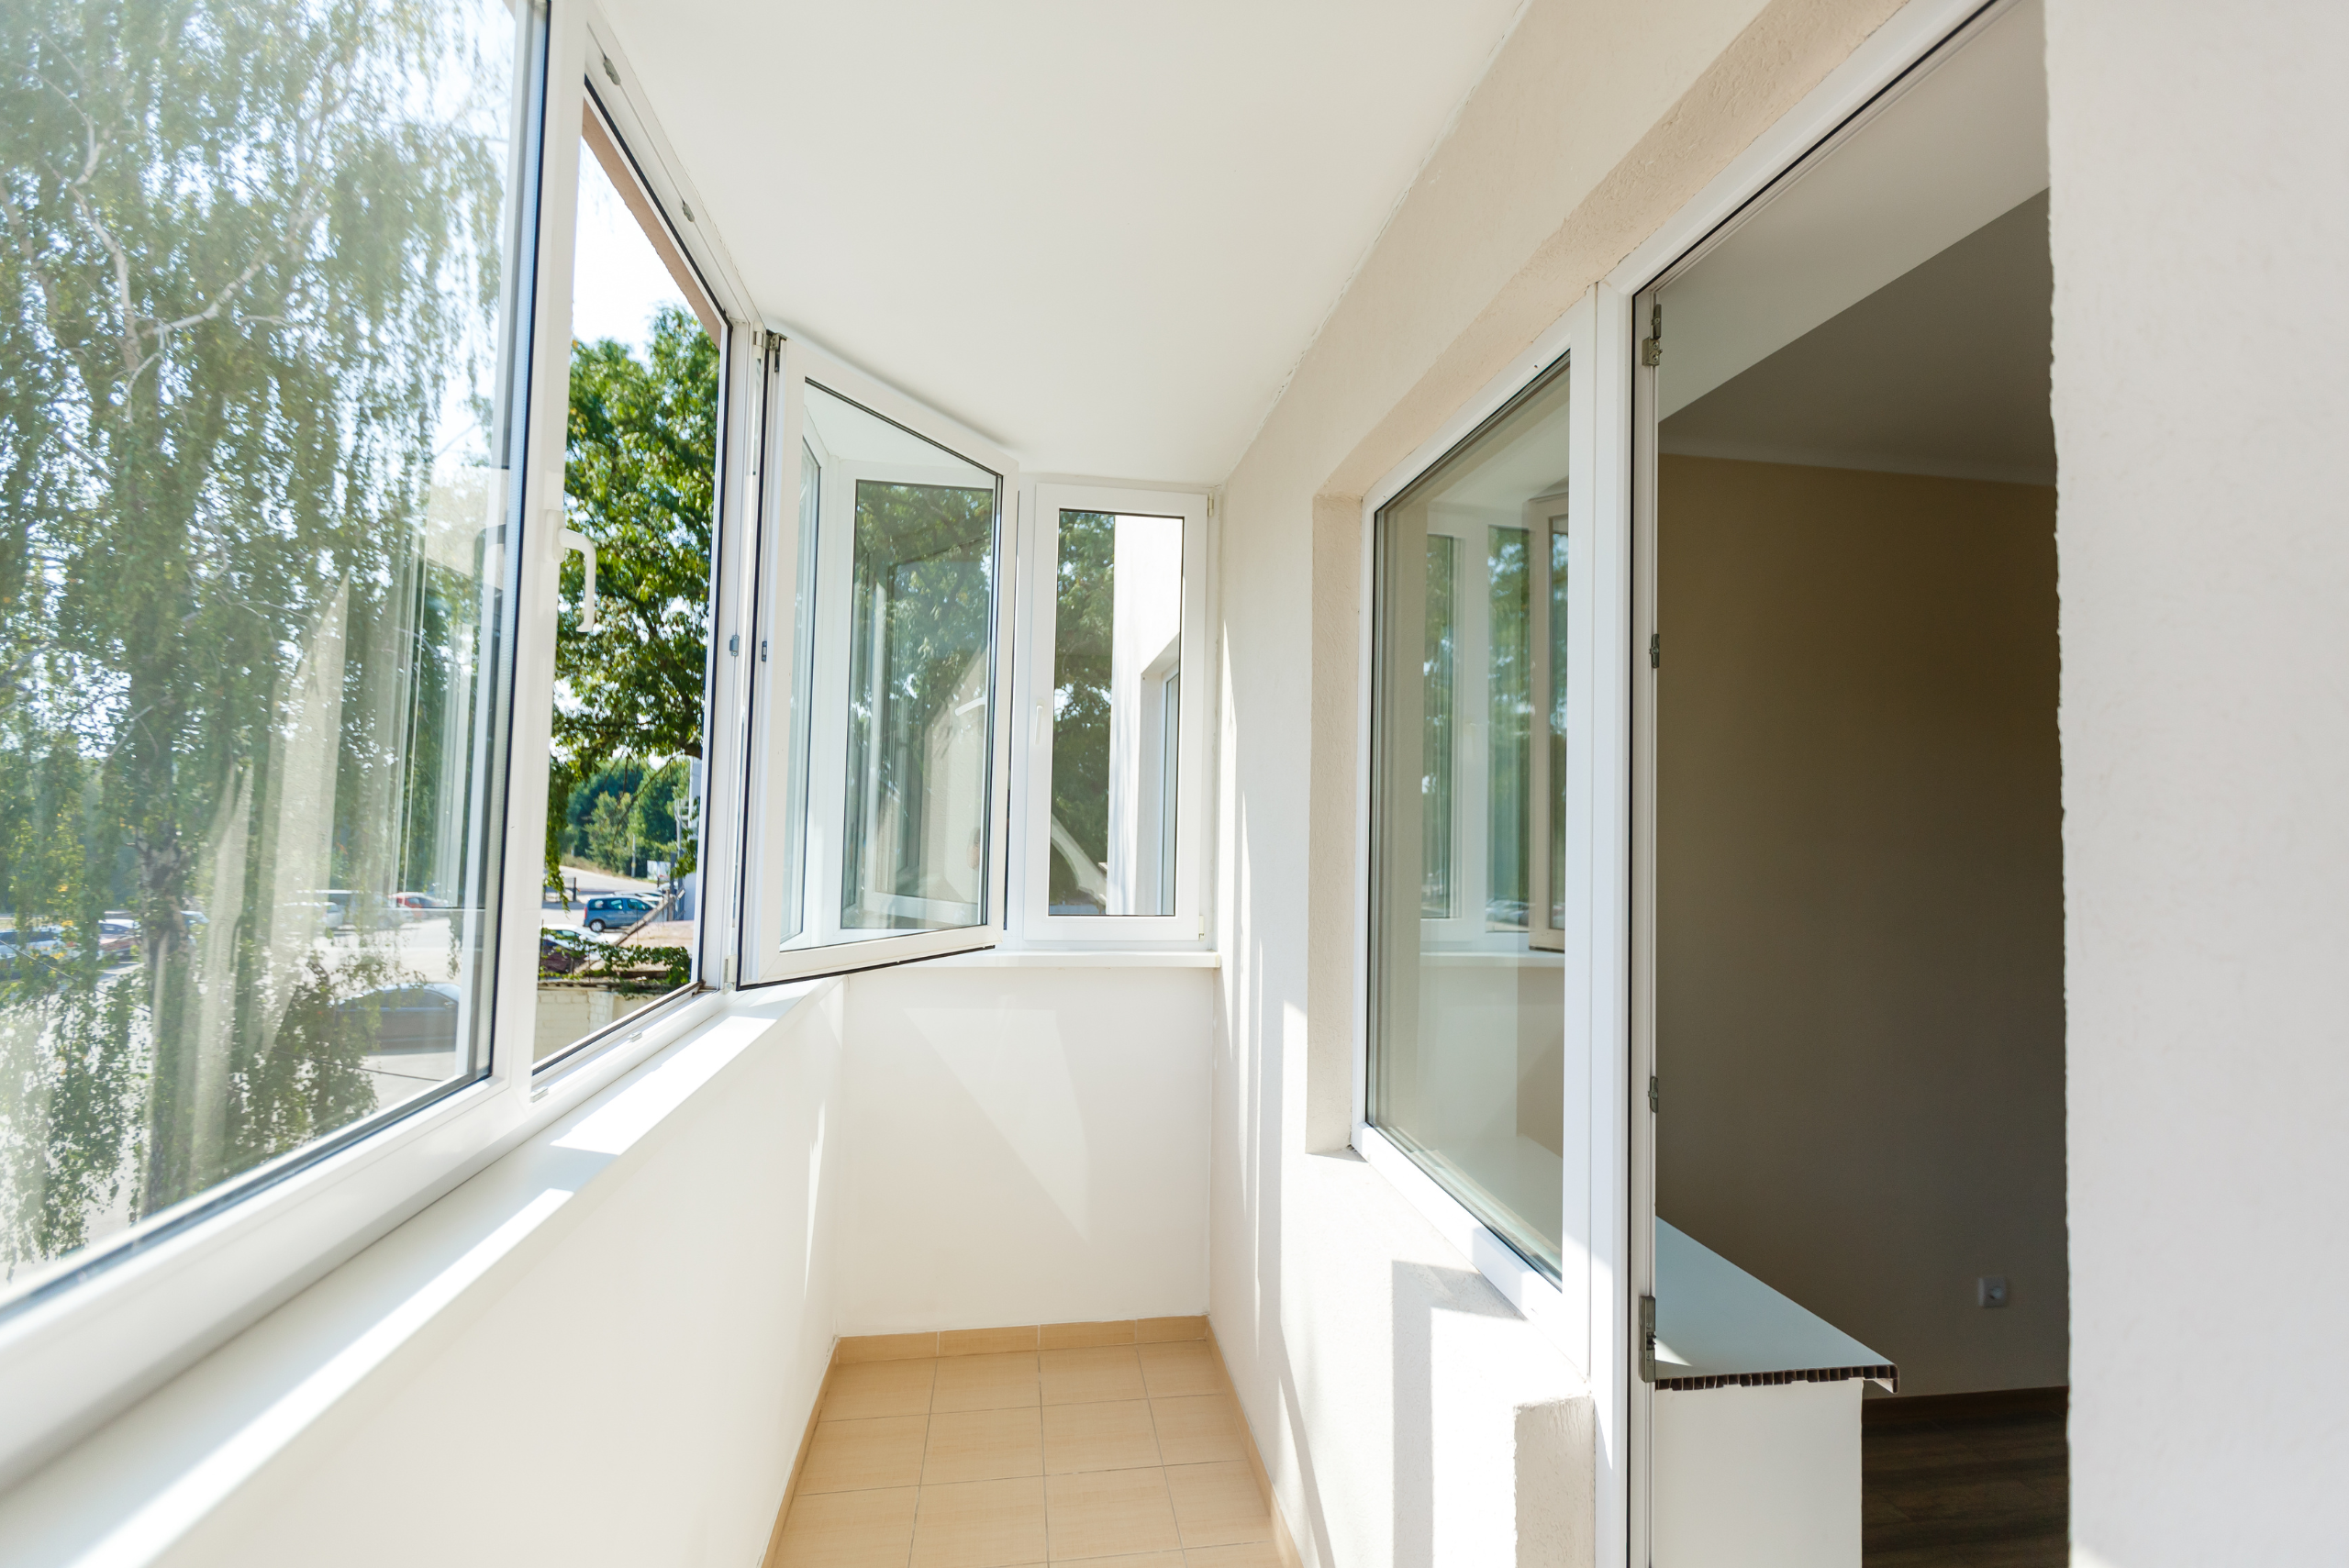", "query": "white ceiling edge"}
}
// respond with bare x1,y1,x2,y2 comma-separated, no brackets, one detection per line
1657,0,2048,420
